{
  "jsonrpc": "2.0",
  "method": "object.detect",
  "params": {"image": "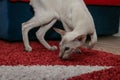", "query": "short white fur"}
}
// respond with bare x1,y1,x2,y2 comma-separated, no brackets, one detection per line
22,0,97,59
